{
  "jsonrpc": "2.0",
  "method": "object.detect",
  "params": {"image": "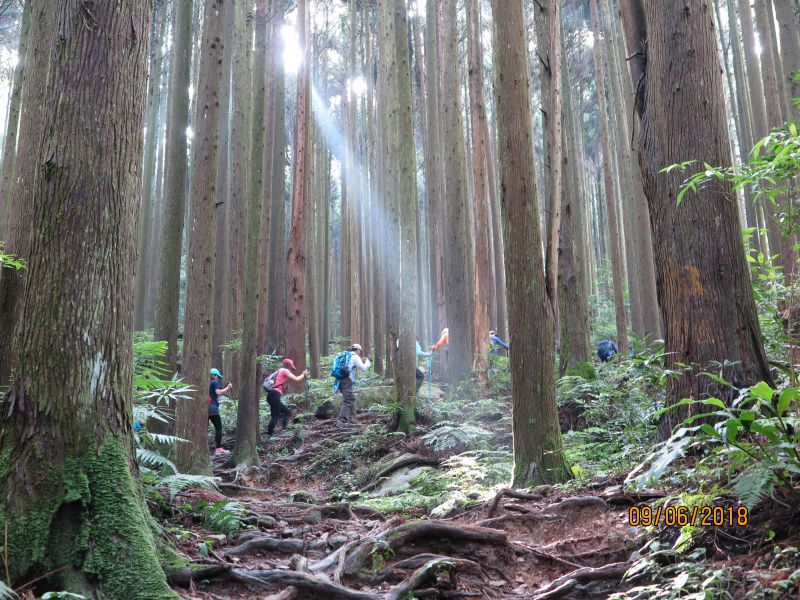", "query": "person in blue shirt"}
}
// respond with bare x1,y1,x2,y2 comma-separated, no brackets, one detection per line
489,330,509,355
208,368,233,456
597,339,618,362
